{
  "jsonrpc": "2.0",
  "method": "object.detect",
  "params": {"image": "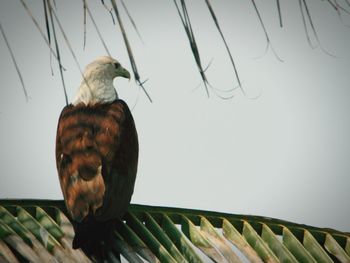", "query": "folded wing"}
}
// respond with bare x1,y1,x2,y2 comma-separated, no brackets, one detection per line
55,100,138,222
